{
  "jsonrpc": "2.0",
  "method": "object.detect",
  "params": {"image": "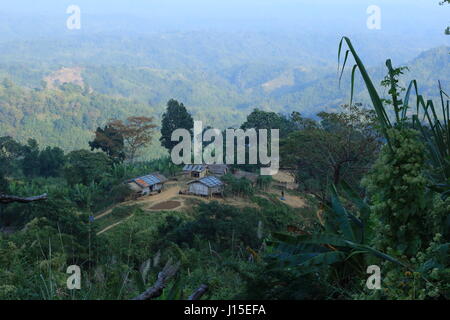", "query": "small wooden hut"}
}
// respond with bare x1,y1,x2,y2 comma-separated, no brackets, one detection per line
187,176,224,197
127,173,168,197
207,164,229,176
183,164,207,178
